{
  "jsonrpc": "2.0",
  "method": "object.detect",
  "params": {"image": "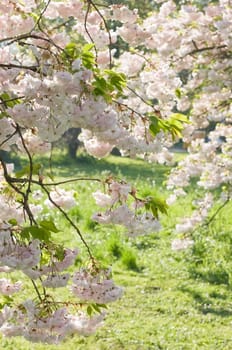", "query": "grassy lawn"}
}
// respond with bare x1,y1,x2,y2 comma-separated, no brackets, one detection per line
1,152,232,349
